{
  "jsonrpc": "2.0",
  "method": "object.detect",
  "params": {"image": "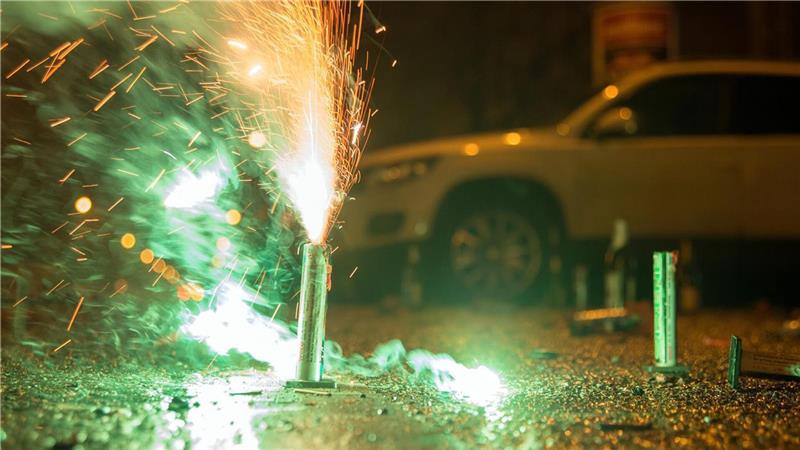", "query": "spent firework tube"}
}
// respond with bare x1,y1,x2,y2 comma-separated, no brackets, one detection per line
648,251,688,375
653,251,677,367
728,335,800,389
569,307,640,335
286,243,336,389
